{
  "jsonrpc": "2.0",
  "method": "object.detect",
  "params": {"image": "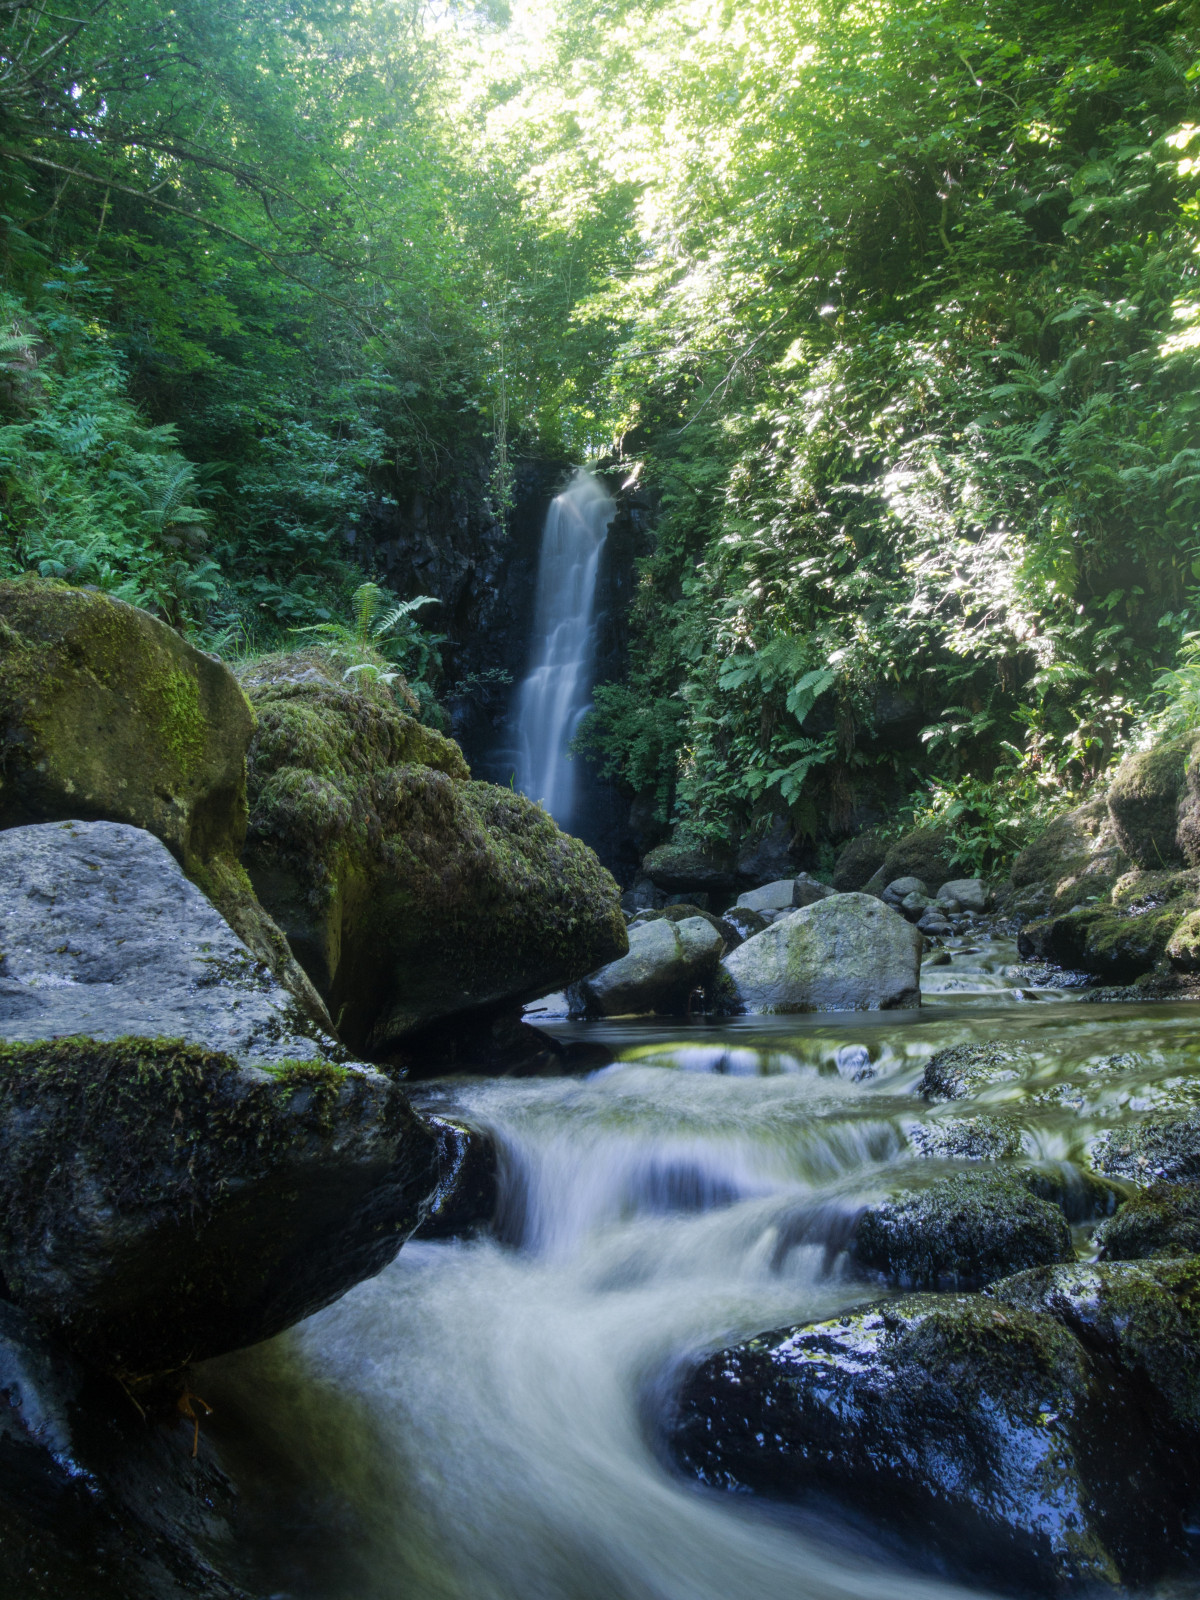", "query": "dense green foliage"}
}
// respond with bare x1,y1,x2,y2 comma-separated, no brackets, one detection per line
2,0,1199,867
